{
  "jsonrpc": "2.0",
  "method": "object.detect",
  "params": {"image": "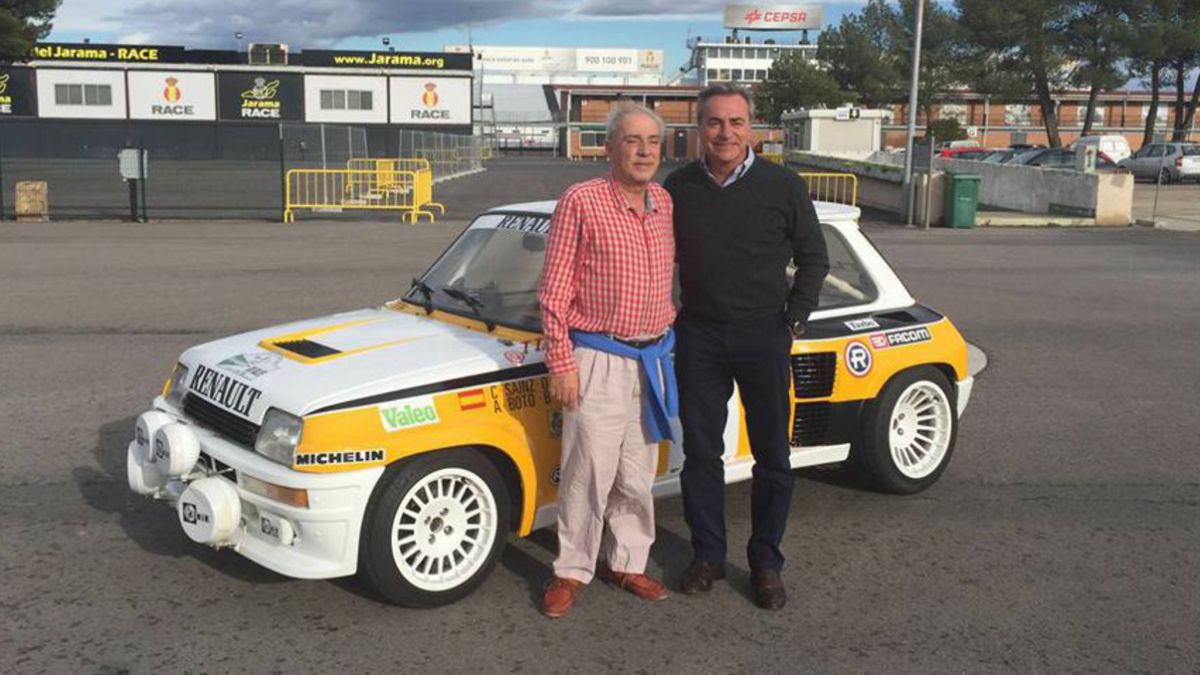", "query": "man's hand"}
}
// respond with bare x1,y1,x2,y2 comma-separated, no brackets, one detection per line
550,372,580,409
